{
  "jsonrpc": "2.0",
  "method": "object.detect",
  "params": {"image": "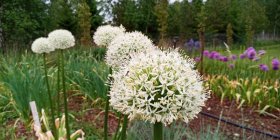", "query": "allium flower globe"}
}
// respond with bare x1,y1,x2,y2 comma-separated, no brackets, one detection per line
93,25,125,47
31,37,54,54
105,31,155,70
109,49,209,125
48,29,75,49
